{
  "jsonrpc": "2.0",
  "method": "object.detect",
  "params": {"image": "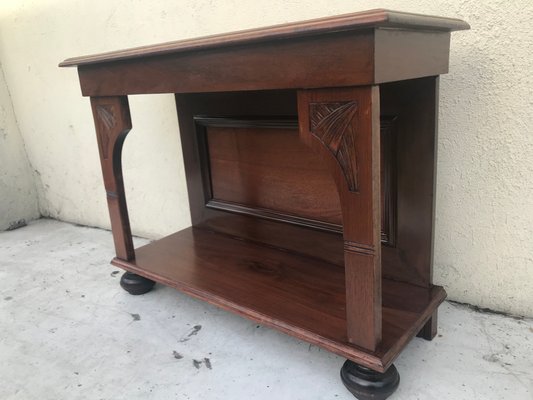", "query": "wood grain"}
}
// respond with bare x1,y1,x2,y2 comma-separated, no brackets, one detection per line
204,124,342,225
298,86,382,351
90,96,134,261
112,226,446,372
380,117,397,246
309,101,359,192
380,77,439,287
60,9,468,67
76,31,374,96
65,9,469,377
